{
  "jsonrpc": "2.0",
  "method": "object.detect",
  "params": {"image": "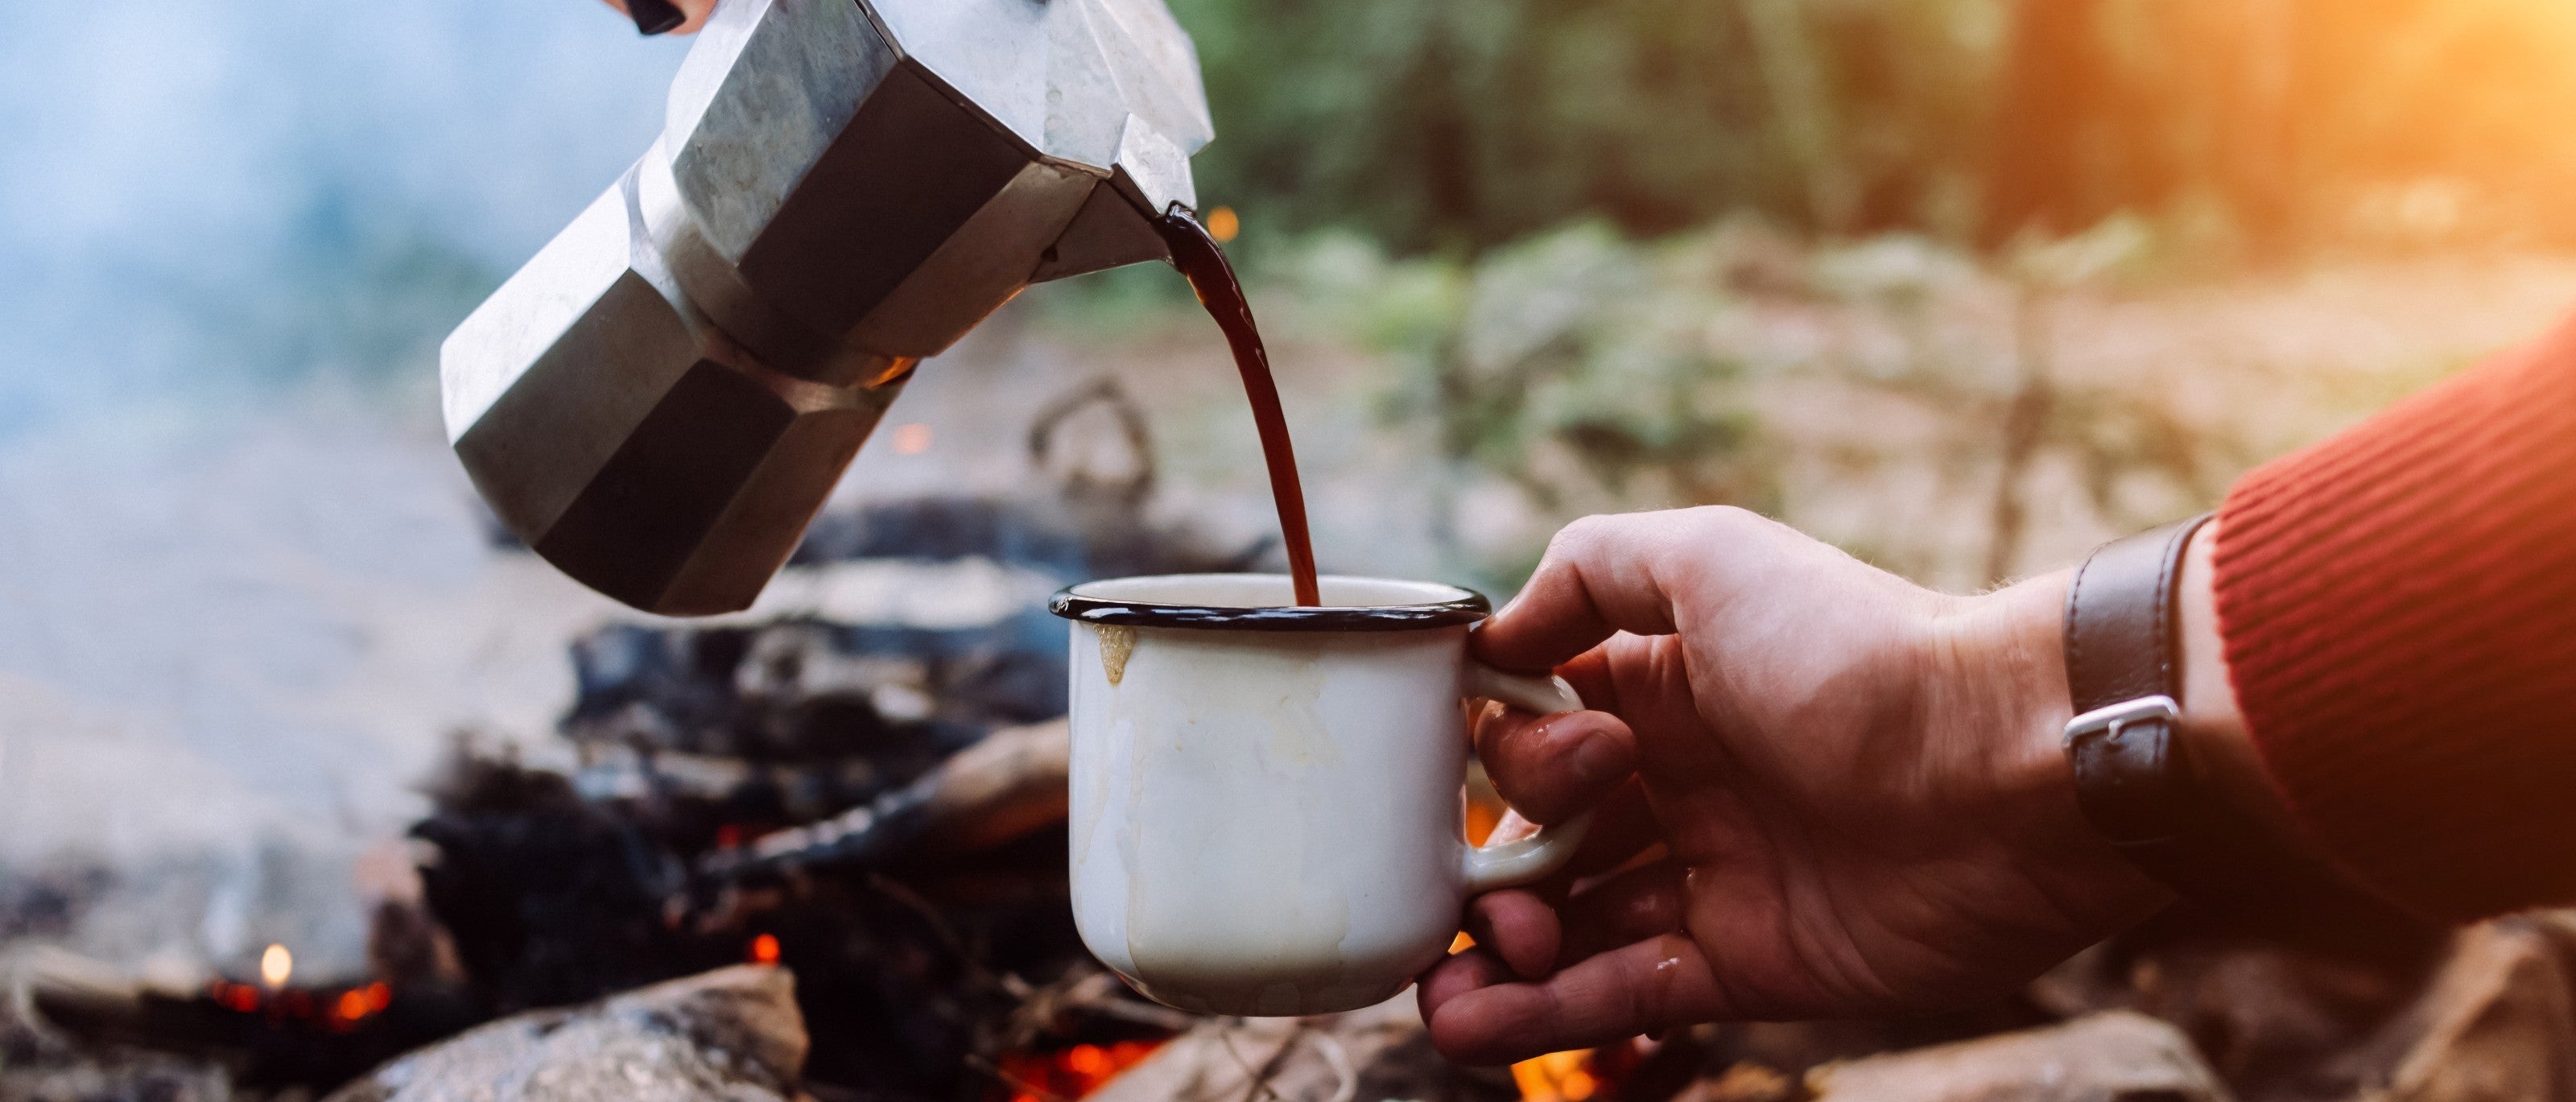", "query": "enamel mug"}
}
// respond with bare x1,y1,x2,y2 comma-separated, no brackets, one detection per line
1049,574,1592,1016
